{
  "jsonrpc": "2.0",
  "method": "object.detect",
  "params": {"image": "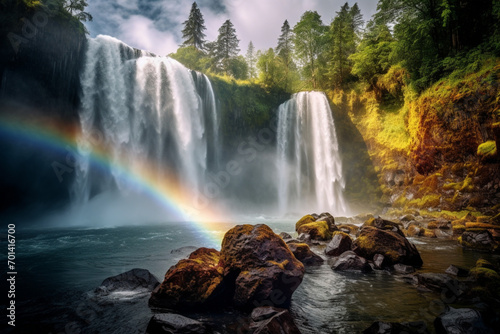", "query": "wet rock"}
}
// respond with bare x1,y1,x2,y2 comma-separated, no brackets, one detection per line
295,215,316,231
434,307,493,334
353,226,423,267
297,233,311,243
407,224,424,237
316,212,338,232
362,217,404,236
296,220,332,241
413,273,465,297
458,230,499,252
279,232,293,240
393,263,415,274
400,214,416,222
149,248,224,310
445,265,469,277
337,224,359,235
248,306,301,334
220,224,305,310
373,254,385,269
287,243,324,266
325,231,353,256
331,251,372,273
435,229,453,238
363,321,429,334
96,268,159,296
146,313,207,334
